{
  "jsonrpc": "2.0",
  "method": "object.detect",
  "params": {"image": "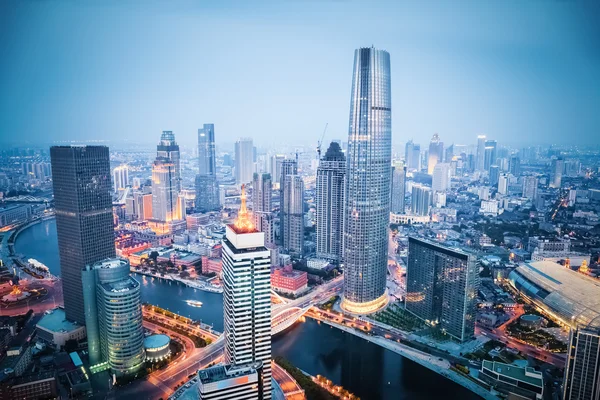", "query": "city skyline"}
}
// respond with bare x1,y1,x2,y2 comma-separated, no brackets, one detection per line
2,1,599,148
